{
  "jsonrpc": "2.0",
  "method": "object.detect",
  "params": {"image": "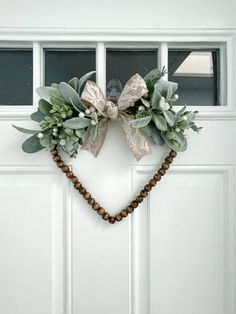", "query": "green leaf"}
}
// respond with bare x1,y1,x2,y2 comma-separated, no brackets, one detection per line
154,80,178,100
12,125,41,134
151,88,162,108
50,83,59,89
176,106,186,119
31,110,45,122
179,120,189,130
59,82,86,111
39,131,52,147
141,124,153,137
22,135,44,153
68,77,79,90
141,98,150,107
36,86,64,104
163,110,175,127
78,71,96,95
151,127,164,145
129,116,152,128
63,117,91,129
144,68,165,92
38,99,52,115
161,131,187,152
152,115,167,131
64,128,74,136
